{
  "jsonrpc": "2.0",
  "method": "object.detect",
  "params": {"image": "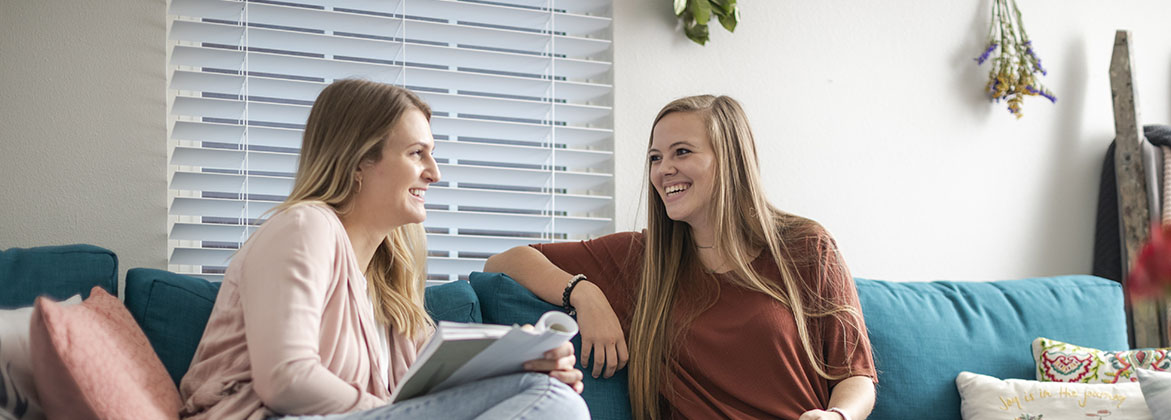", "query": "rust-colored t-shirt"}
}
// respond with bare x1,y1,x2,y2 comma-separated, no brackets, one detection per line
531,229,876,419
